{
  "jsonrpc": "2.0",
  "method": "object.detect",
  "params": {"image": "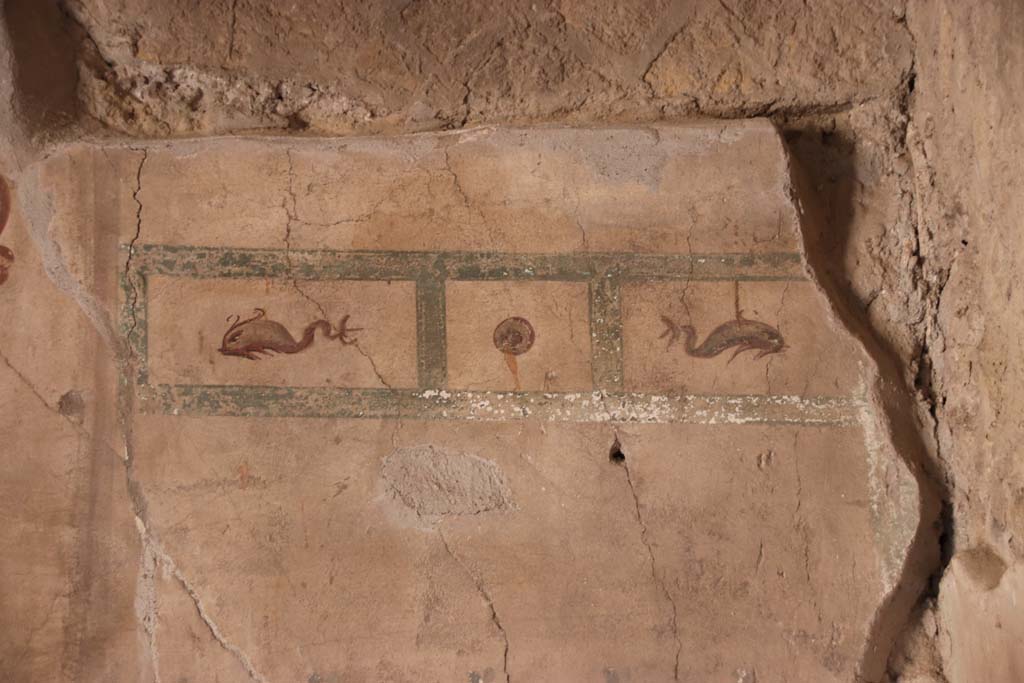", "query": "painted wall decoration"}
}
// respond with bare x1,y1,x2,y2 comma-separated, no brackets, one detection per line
493,316,535,391
659,313,786,362
219,308,361,360
120,244,848,425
